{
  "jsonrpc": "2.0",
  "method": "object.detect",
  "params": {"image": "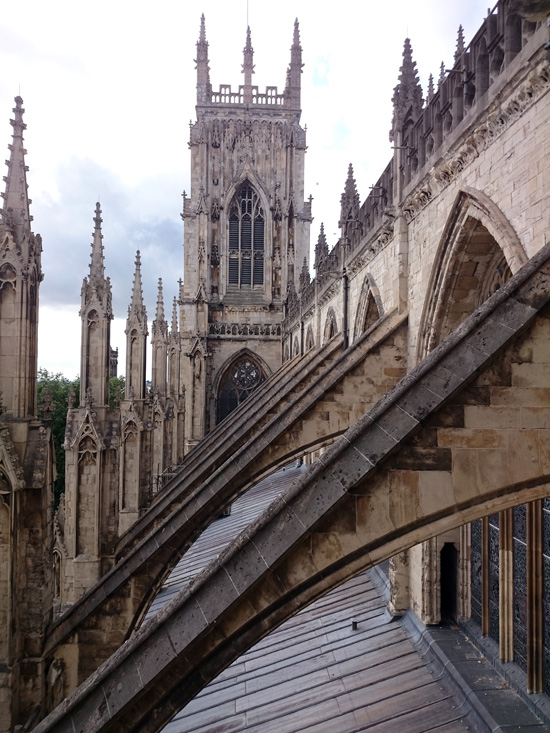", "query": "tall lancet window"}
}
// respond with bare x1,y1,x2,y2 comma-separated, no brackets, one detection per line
228,184,264,288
